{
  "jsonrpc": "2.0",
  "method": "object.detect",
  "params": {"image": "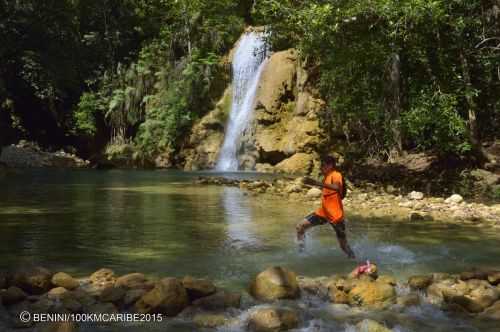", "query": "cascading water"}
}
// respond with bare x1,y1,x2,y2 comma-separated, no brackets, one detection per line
216,31,268,171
